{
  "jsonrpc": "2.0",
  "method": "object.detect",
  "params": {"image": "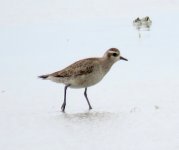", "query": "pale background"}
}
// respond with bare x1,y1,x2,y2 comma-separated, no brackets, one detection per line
0,0,179,150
